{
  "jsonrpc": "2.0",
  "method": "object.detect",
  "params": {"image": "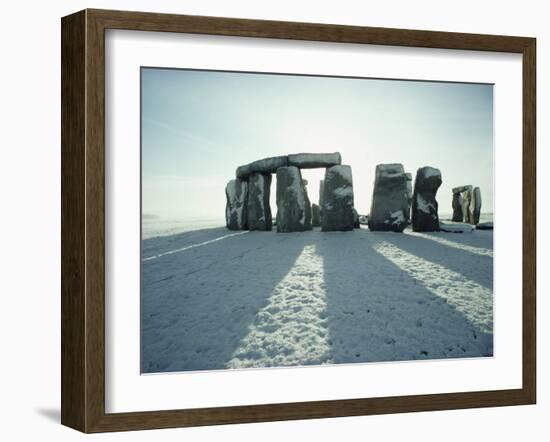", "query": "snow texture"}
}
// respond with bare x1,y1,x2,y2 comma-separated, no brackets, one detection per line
440,221,475,233
416,194,435,215
422,166,441,179
141,225,493,373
